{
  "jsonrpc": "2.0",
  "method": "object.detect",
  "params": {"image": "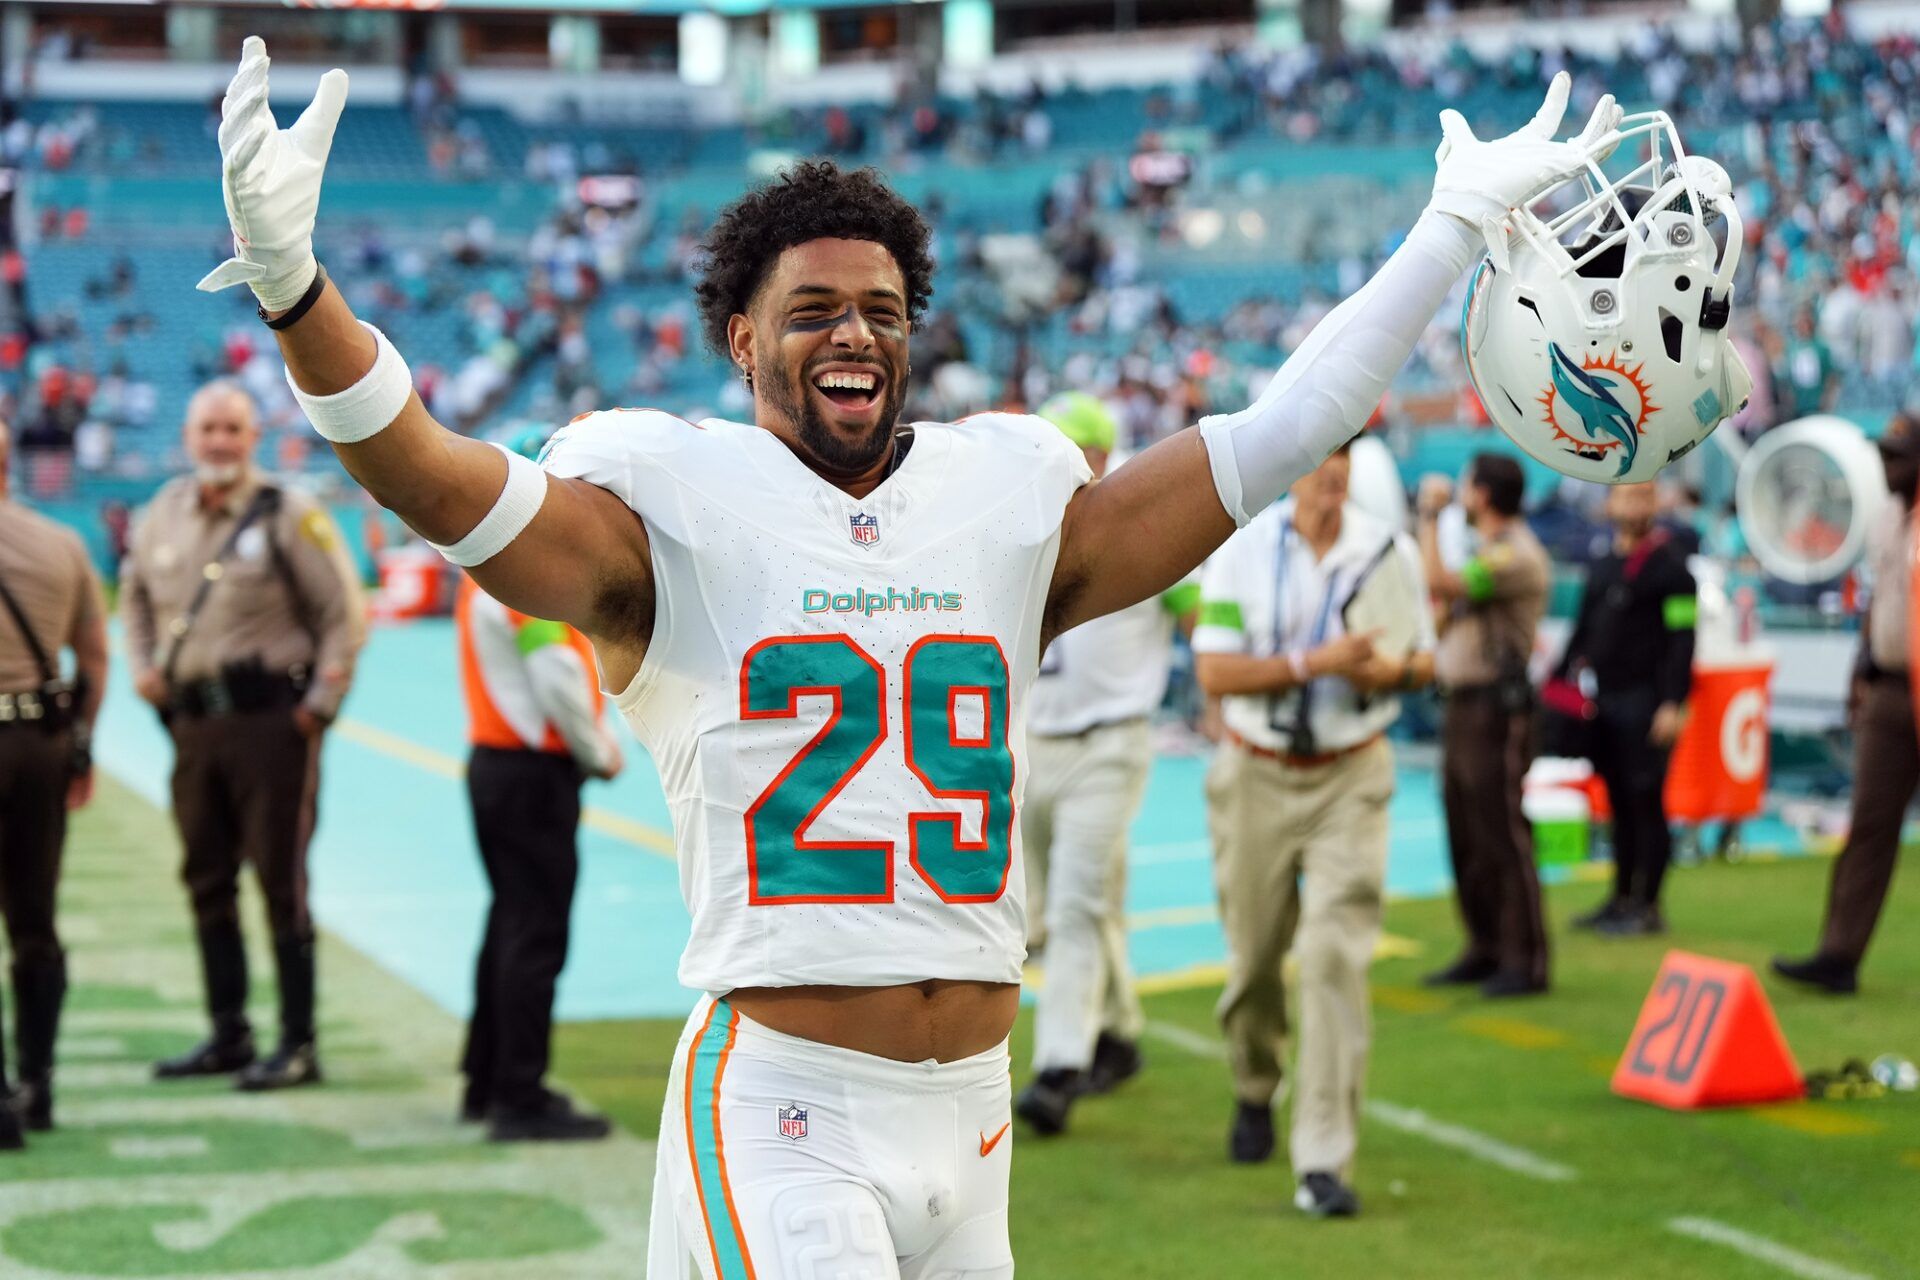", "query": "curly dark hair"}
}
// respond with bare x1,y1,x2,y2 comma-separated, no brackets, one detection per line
693,159,935,358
